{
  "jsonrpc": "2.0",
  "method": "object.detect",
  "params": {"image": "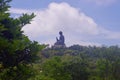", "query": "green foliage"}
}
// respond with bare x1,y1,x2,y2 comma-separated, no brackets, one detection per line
65,57,89,80
0,0,44,80
0,64,36,80
41,56,71,80
41,45,120,80
36,54,90,80
0,0,11,13
96,59,113,80
19,13,35,27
